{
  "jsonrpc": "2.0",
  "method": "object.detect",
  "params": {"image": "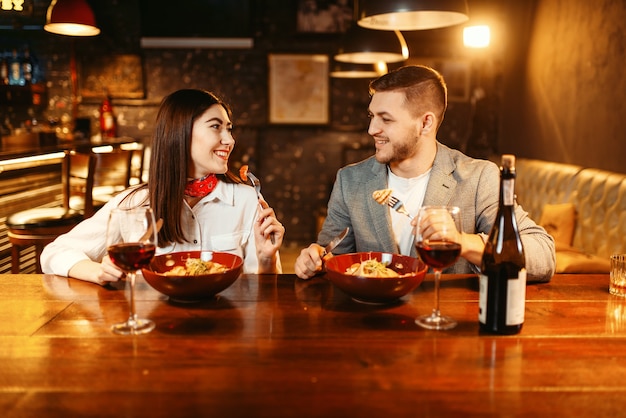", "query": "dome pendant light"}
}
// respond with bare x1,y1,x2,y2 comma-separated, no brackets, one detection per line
330,62,384,79
358,0,469,31
44,0,101,36
335,25,408,64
